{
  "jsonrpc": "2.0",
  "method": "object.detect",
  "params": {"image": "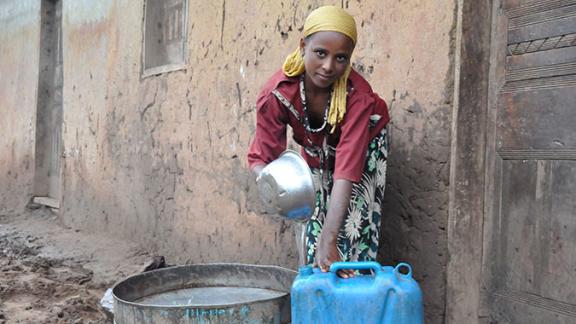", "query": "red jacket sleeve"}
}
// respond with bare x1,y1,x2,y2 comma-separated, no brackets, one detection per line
247,91,288,170
333,93,378,182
